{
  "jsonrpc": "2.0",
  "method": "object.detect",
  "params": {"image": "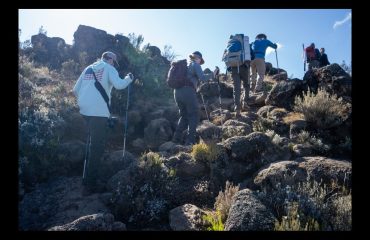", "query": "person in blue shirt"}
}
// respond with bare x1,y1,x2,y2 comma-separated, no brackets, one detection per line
250,34,277,93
